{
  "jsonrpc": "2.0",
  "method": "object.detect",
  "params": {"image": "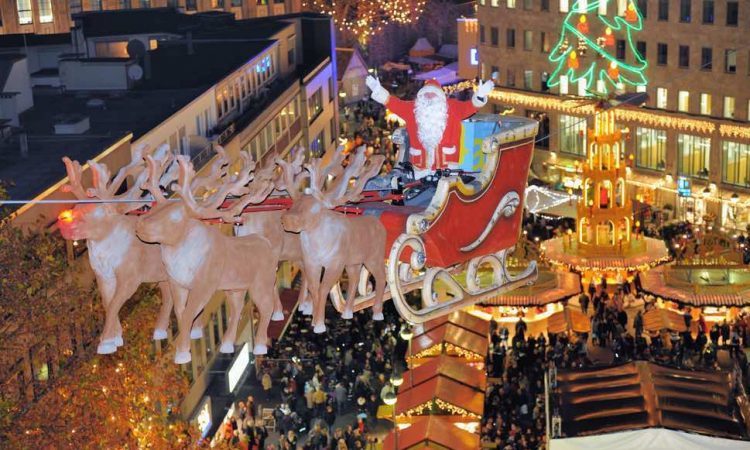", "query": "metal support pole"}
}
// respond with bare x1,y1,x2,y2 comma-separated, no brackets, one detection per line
408,338,413,388
545,370,551,450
